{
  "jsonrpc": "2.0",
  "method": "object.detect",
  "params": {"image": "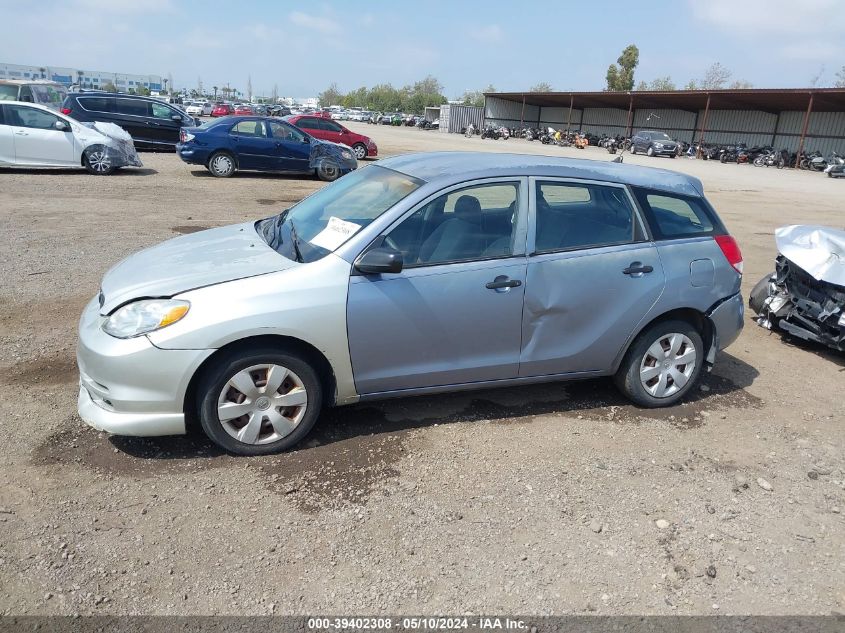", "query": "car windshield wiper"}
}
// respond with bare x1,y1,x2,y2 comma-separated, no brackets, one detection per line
287,218,304,263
